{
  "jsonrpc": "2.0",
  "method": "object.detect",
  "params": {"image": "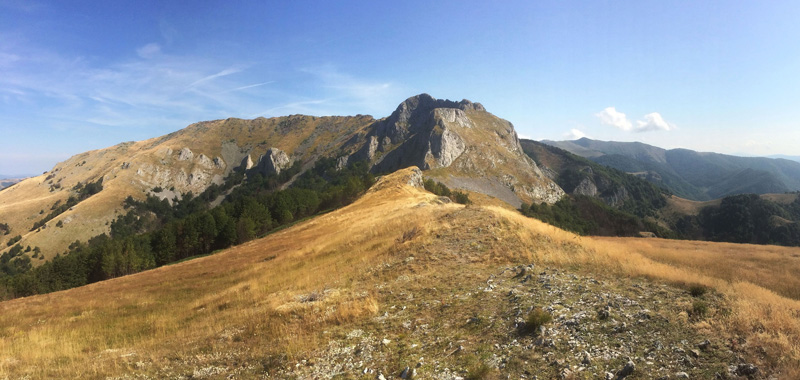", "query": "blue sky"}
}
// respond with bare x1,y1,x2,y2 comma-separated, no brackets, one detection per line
2,1,800,175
